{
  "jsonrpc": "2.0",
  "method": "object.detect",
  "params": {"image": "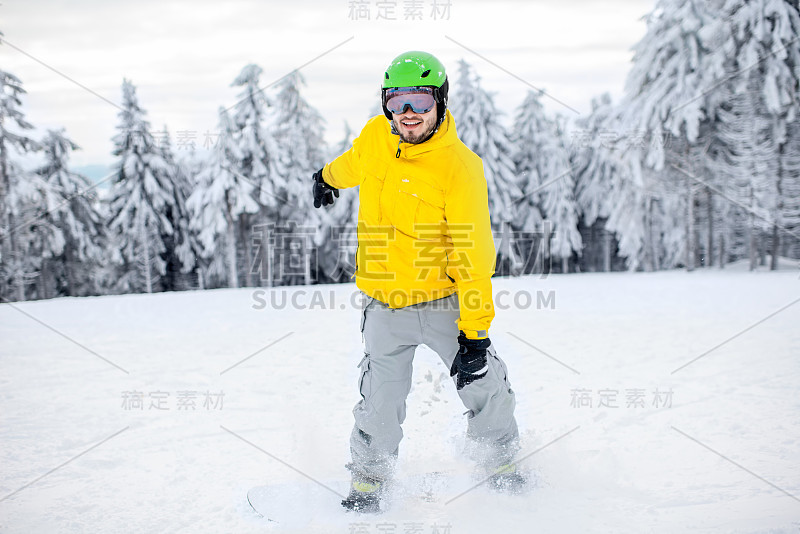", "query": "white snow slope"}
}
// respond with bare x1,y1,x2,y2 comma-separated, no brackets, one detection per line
1,269,799,533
